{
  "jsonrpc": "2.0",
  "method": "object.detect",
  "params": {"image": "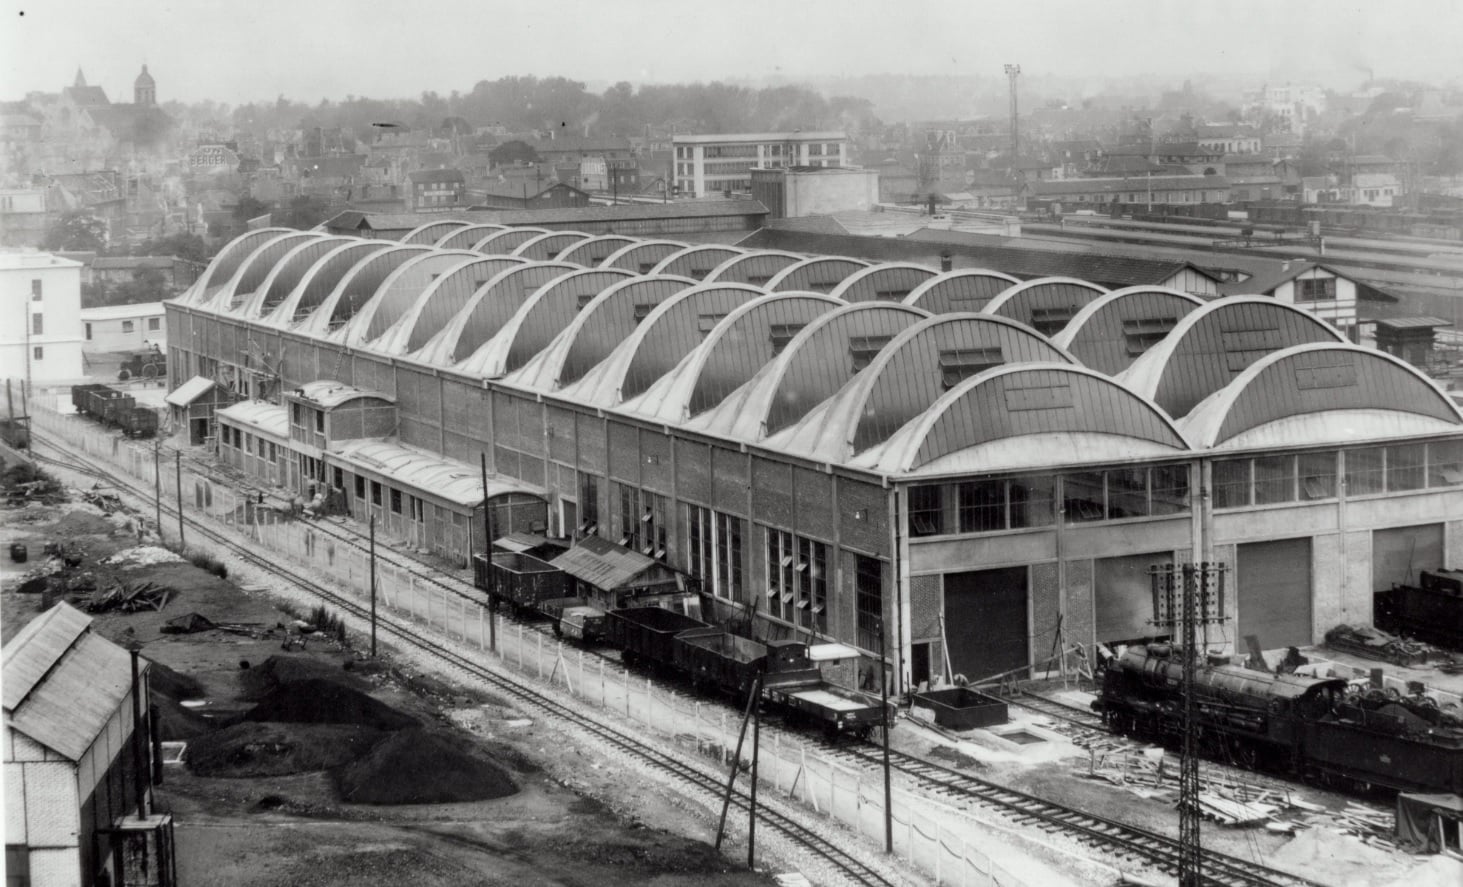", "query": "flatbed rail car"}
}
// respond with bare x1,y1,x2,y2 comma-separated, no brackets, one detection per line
1376,570,1463,651
472,551,568,614
605,606,708,668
